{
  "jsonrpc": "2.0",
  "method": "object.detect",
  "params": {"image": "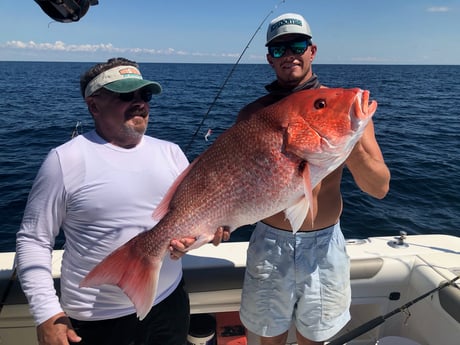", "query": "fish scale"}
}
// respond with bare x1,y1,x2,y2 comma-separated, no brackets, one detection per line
81,87,377,320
